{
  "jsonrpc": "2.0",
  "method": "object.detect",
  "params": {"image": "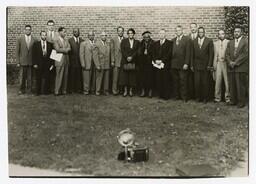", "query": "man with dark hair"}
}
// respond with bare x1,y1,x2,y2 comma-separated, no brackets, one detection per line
226,26,248,108
187,22,198,100
213,29,230,103
110,26,125,95
53,27,71,95
68,28,84,93
46,20,58,43
171,25,190,102
191,26,214,103
152,29,173,100
80,31,100,95
32,31,54,95
16,24,36,94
